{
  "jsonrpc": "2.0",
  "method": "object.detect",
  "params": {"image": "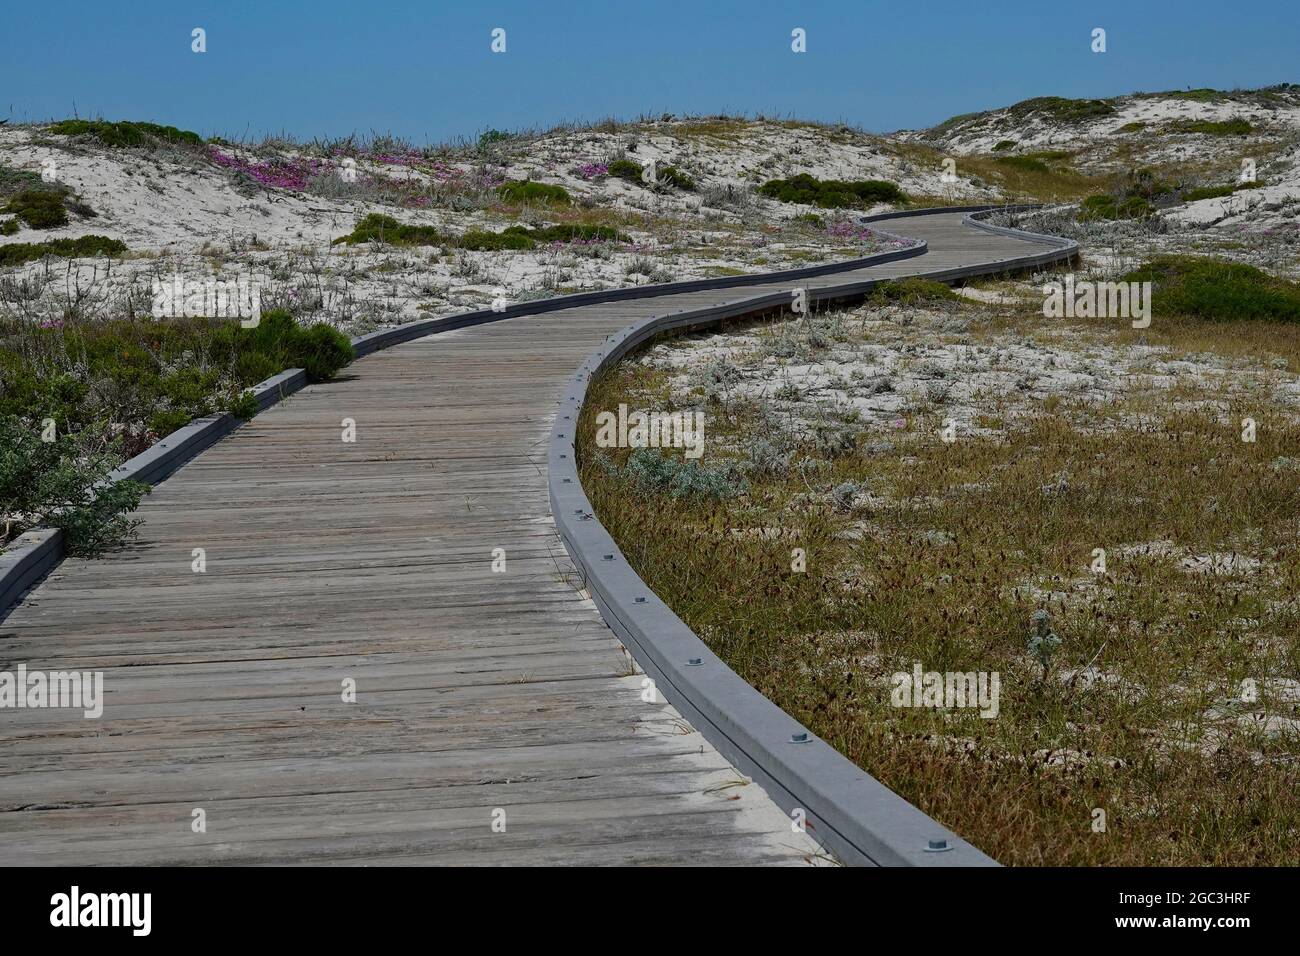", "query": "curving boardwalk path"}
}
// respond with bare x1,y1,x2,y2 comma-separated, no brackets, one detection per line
0,211,1067,865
